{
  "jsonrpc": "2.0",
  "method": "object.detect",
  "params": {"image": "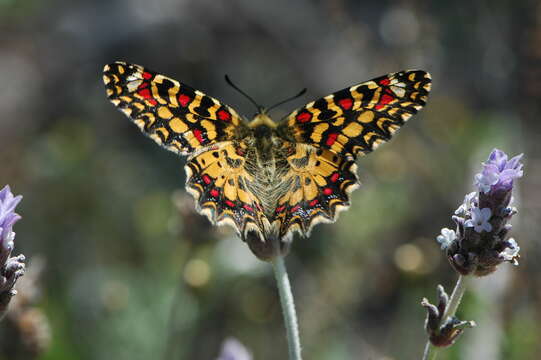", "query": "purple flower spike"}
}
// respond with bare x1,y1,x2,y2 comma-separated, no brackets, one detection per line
0,185,25,319
0,186,22,256
437,150,524,276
